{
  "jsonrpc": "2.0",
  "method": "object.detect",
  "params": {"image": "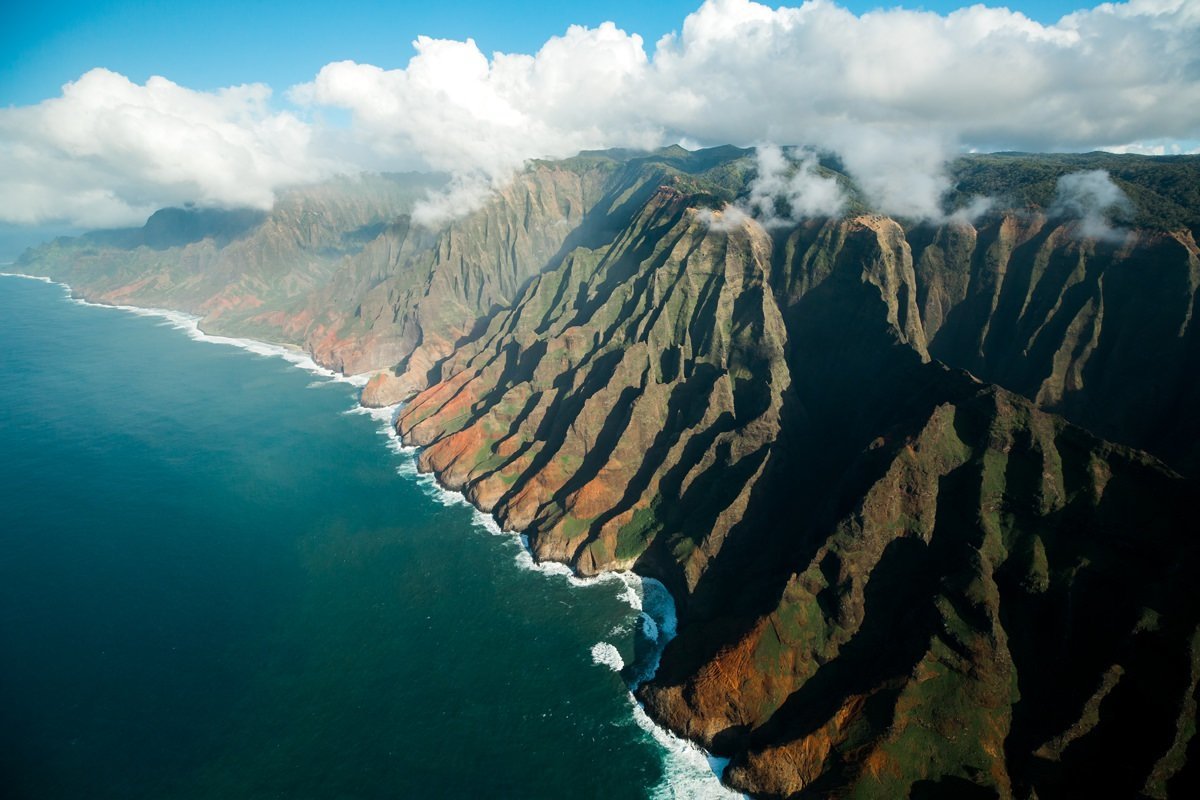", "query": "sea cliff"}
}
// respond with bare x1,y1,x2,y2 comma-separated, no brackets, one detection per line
19,146,1200,798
